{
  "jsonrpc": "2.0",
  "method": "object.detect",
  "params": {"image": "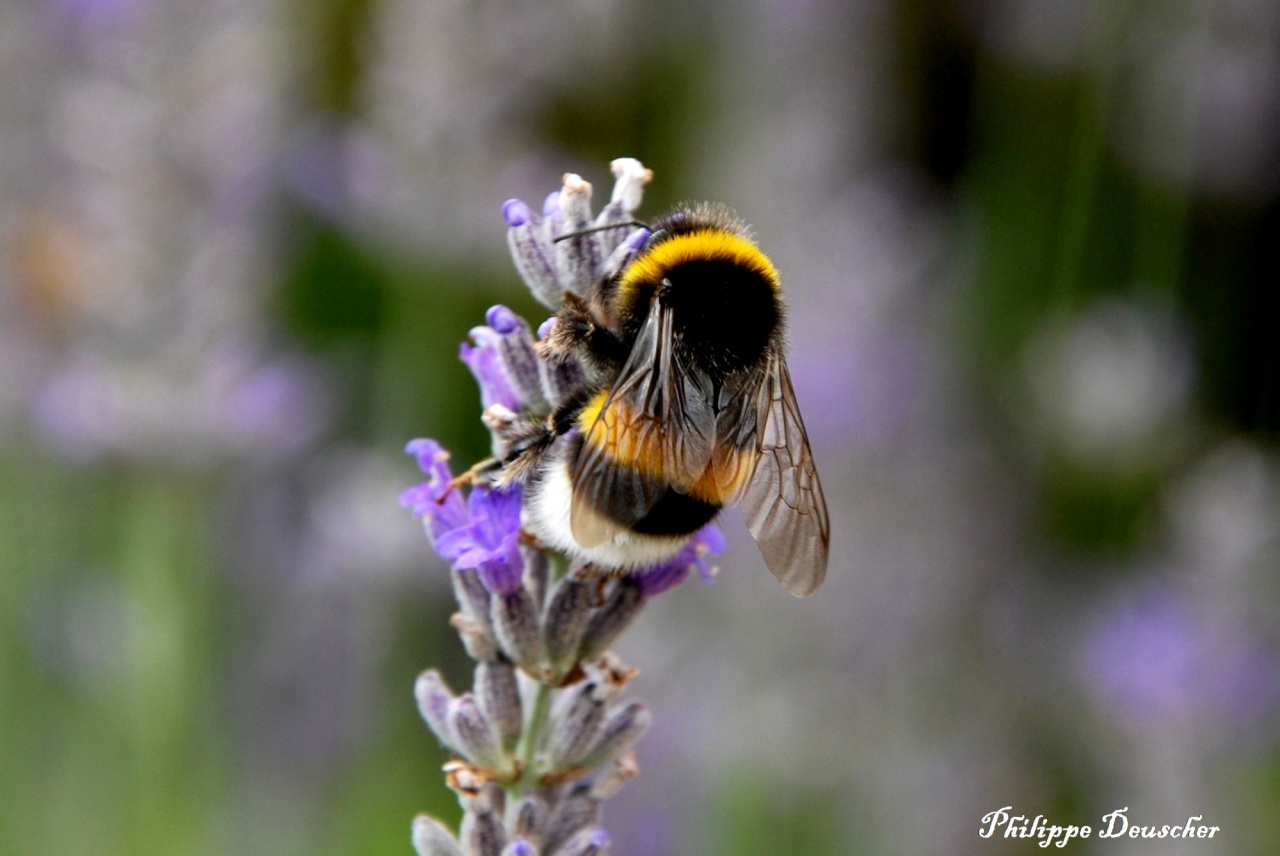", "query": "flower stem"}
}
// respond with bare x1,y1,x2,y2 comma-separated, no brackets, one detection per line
514,678,553,793
510,550,571,794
